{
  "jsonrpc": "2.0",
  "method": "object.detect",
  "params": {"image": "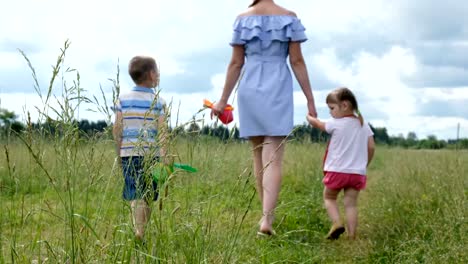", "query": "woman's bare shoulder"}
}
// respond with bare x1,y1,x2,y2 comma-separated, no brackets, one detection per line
237,8,255,18
236,5,297,18
286,10,297,17
278,5,297,17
